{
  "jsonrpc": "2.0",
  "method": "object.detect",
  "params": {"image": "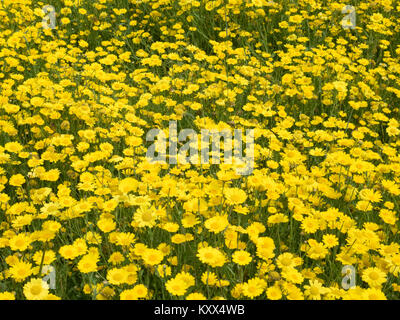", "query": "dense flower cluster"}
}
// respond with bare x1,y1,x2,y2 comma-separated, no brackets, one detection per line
0,0,400,300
